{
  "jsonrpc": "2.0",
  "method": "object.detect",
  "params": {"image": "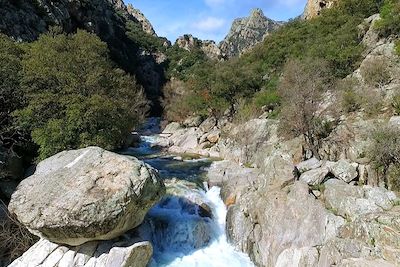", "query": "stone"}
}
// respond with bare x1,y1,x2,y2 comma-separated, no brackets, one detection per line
9,239,152,267
226,181,345,266
207,130,221,143
330,160,358,183
296,157,322,173
299,167,329,185
388,116,400,128
199,117,217,133
363,186,396,210
162,122,182,134
8,147,165,246
183,116,203,127
302,0,338,20
199,141,213,150
324,179,383,220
